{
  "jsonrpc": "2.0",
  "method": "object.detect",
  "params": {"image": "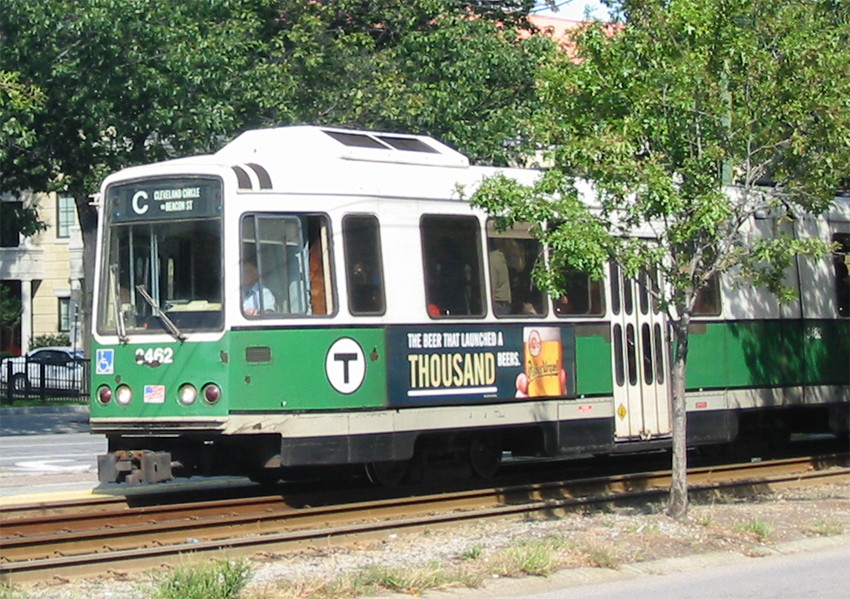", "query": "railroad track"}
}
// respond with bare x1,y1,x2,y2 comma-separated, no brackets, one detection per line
1,453,847,584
